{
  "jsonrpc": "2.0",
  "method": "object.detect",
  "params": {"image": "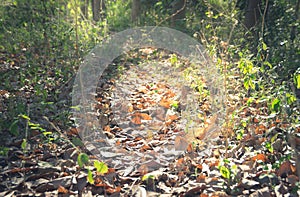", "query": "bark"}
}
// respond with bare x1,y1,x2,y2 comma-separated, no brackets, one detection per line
92,0,105,21
80,0,89,19
244,0,261,30
131,0,141,23
291,0,300,41
171,0,186,27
